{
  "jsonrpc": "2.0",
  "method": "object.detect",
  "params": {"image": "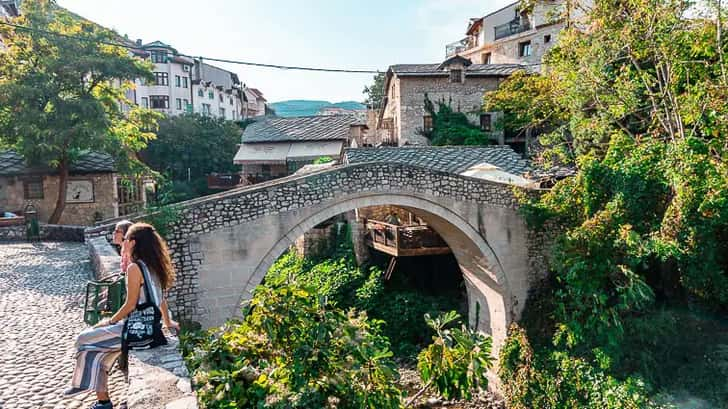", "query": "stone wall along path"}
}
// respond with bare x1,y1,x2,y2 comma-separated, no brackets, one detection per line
0,242,126,409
